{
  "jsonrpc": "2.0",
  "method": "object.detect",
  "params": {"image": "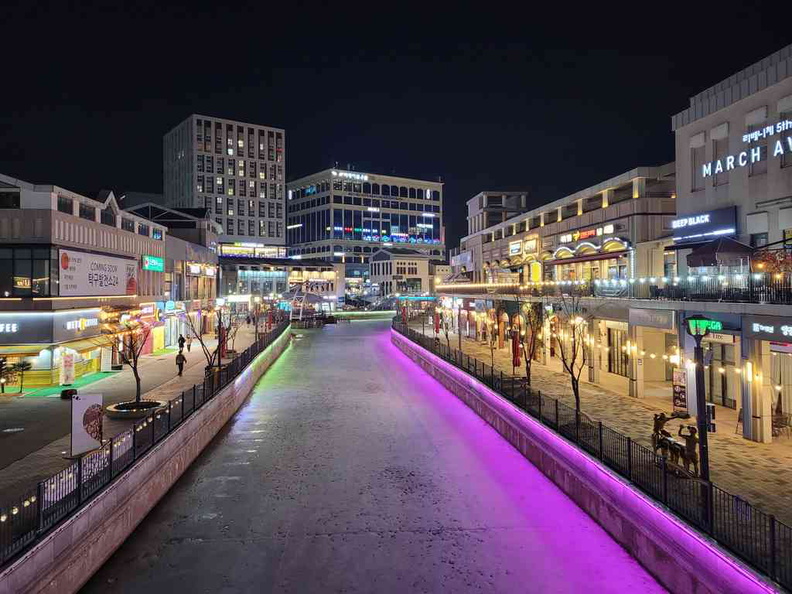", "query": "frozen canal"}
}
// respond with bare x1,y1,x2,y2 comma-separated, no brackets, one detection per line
83,320,663,593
